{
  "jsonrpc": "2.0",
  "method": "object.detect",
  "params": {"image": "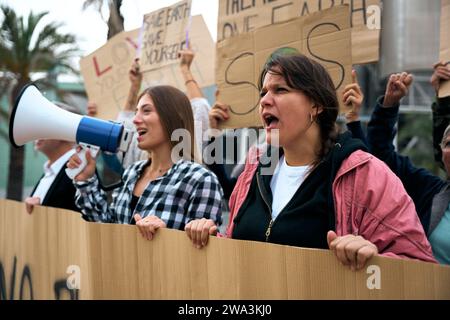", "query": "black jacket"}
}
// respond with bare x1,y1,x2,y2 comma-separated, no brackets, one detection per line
31,163,80,213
